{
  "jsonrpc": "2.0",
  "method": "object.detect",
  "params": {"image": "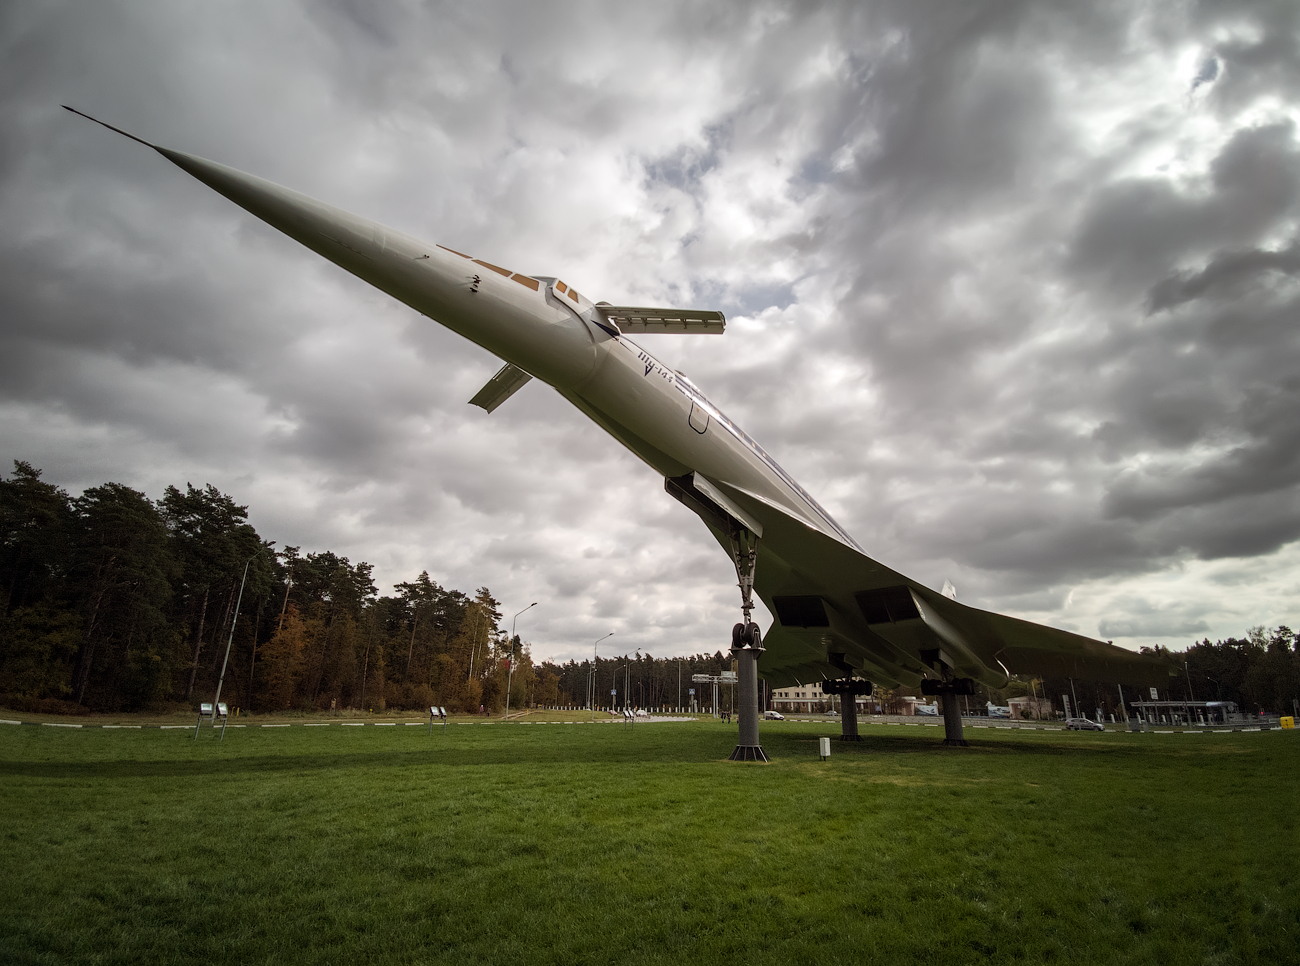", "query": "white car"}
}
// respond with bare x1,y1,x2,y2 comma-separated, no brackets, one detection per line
763,710,785,720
